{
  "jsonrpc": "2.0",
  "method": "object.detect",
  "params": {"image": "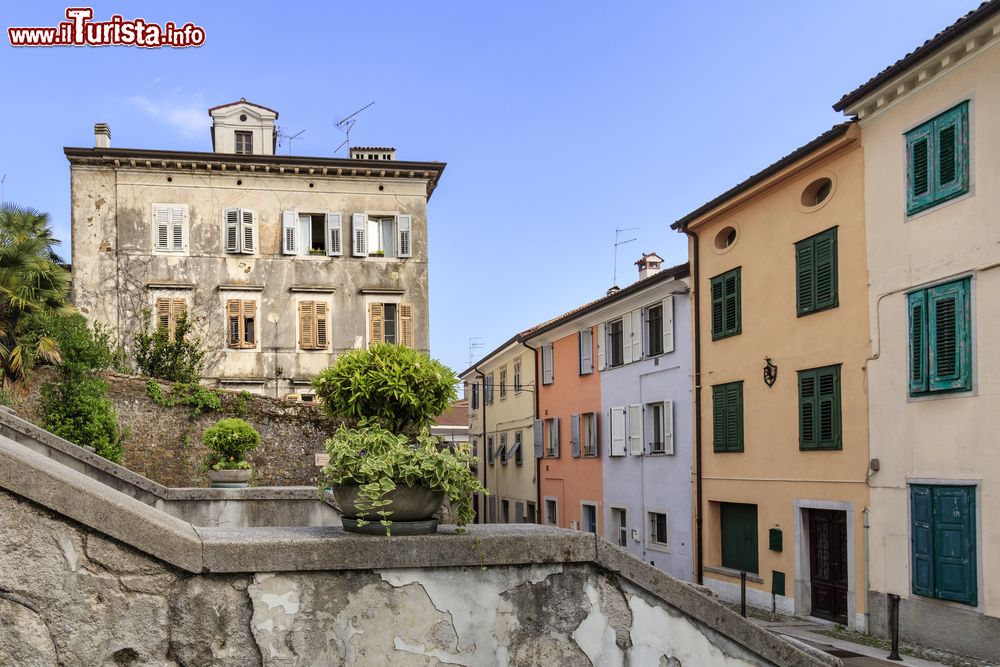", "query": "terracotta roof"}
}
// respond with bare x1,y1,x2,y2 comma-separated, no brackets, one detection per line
635,252,663,265
435,400,469,427
833,1,1000,112
671,123,852,230
207,99,280,118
